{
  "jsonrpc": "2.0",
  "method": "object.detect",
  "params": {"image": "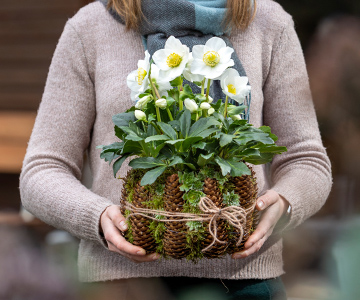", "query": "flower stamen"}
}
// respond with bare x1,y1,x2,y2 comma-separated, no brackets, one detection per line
166,53,182,68
136,68,147,85
227,84,236,95
203,51,220,67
